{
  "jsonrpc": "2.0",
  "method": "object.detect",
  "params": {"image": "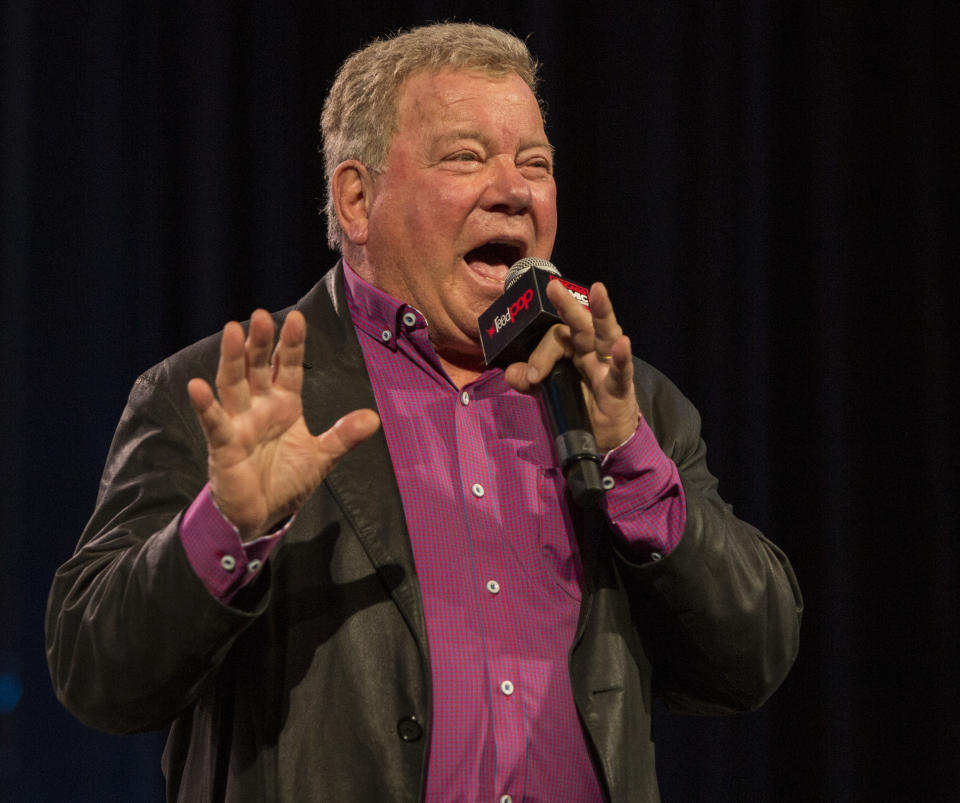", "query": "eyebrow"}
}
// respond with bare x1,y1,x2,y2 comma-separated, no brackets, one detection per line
436,129,555,157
